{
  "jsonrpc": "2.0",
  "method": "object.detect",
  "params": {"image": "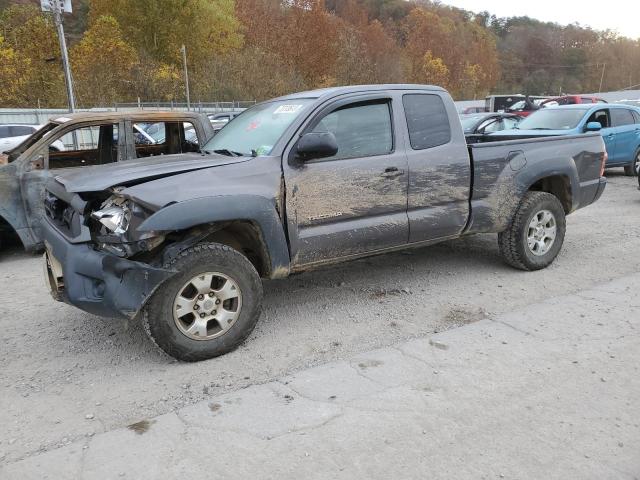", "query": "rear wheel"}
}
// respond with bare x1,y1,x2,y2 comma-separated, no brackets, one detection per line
623,150,640,176
142,242,263,361
498,191,566,271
